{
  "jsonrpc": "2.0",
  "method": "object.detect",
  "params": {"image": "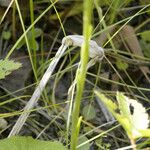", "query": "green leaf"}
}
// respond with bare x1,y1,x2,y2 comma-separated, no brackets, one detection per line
0,59,22,79
94,91,117,113
140,30,150,42
17,28,42,50
139,129,150,138
2,31,11,40
140,30,150,58
82,104,96,120
116,59,128,70
116,92,133,136
140,40,150,58
77,135,90,150
0,136,66,150
31,28,43,38
95,91,150,139
116,92,131,120
29,40,39,51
